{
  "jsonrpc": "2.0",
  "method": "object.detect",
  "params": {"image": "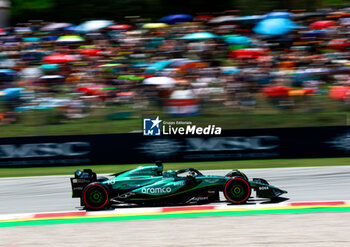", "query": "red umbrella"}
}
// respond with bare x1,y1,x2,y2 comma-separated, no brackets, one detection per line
108,24,132,30
328,39,350,51
42,54,79,63
77,85,112,96
0,29,5,35
303,88,317,95
79,48,102,56
176,61,207,73
193,15,214,21
229,49,269,59
309,20,336,30
116,92,134,97
329,86,350,101
262,86,291,98
77,86,102,96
